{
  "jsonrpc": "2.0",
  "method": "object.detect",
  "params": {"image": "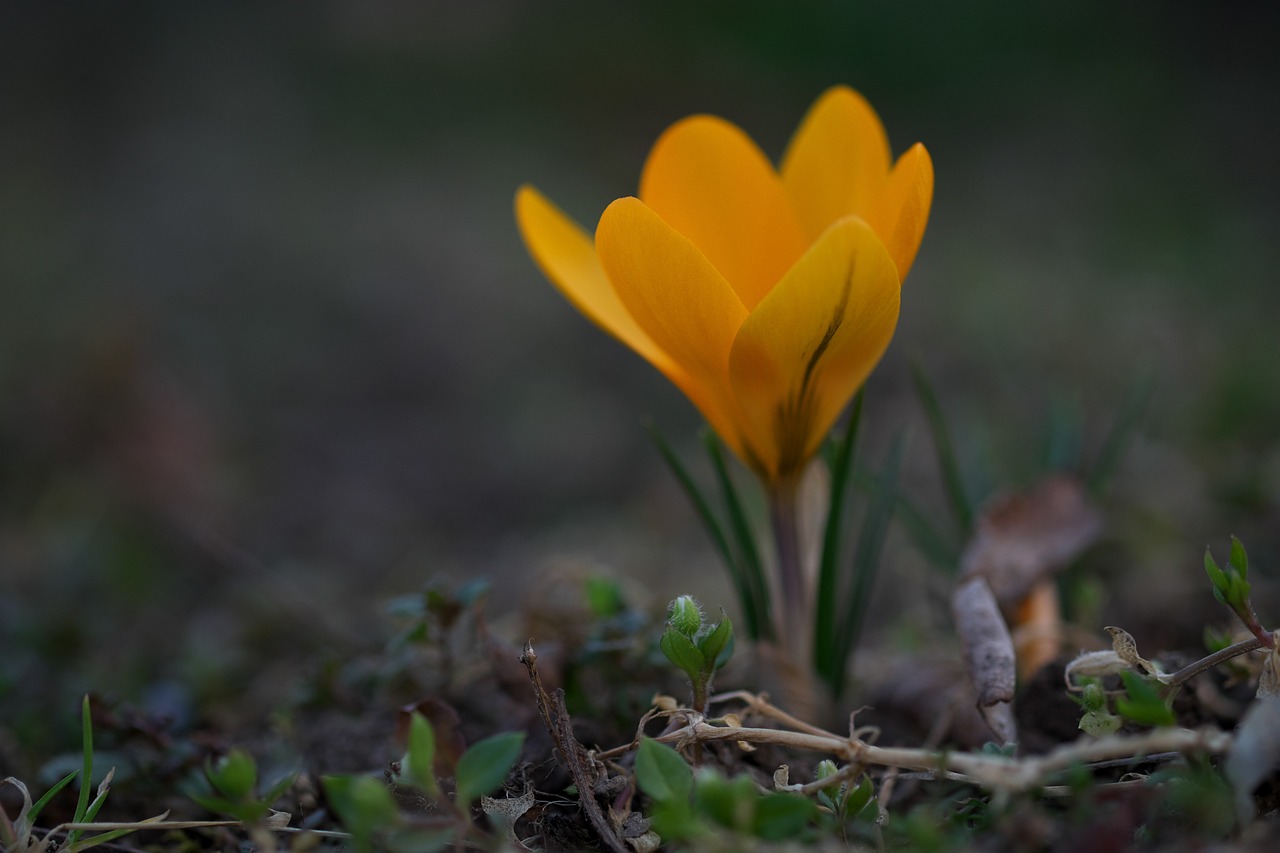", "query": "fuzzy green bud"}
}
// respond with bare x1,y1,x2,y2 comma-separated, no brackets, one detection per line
668,595,704,638
1080,682,1106,713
